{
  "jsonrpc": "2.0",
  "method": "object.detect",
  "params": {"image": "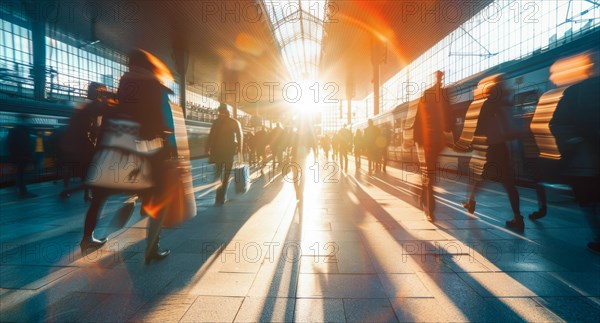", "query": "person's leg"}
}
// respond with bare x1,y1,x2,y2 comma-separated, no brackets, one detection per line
81,189,109,251
145,206,170,263
343,151,348,171
215,162,223,181
583,202,600,253
494,144,523,231
292,159,302,201
215,162,224,203
421,153,437,222
15,163,27,195
383,147,388,172
368,150,373,174
217,160,233,203
529,183,548,219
